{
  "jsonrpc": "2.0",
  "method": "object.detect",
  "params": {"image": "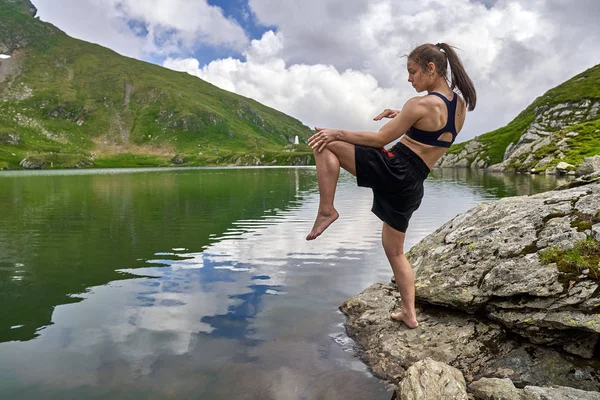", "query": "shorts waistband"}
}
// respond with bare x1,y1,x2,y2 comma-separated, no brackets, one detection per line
389,142,431,180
